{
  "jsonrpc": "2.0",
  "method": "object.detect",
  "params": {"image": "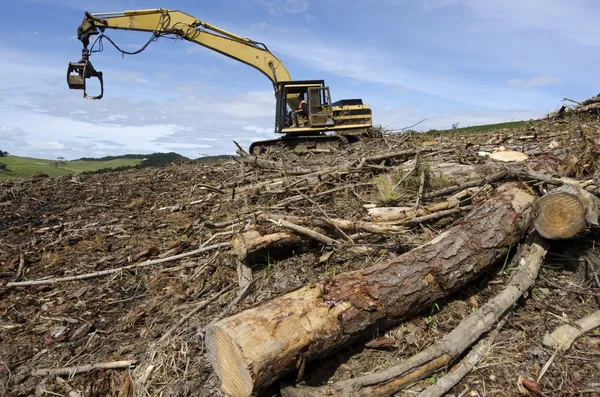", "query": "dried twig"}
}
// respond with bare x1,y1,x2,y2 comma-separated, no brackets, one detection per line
275,183,372,207
401,206,472,225
15,253,25,281
543,309,600,351
261,213,406,235
388,118,428,133
365,149,429,164
424,170,509,200
393,154,419,191
562,97,582,105
6,243,229,287
417,316,509,397
56,377,83,397
158,284,235,343
31,360,136,377
195,184,226,194
414,171,426,211
298,191,354,244
584,257,600,305
268,218,341,246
